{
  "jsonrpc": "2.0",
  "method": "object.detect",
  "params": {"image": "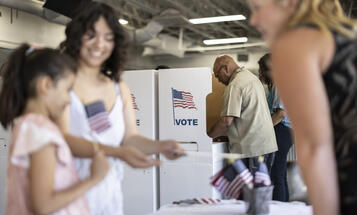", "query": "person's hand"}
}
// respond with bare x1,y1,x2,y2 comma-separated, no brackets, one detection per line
90,150,110,182
119,146,161,168
159,140,186,160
